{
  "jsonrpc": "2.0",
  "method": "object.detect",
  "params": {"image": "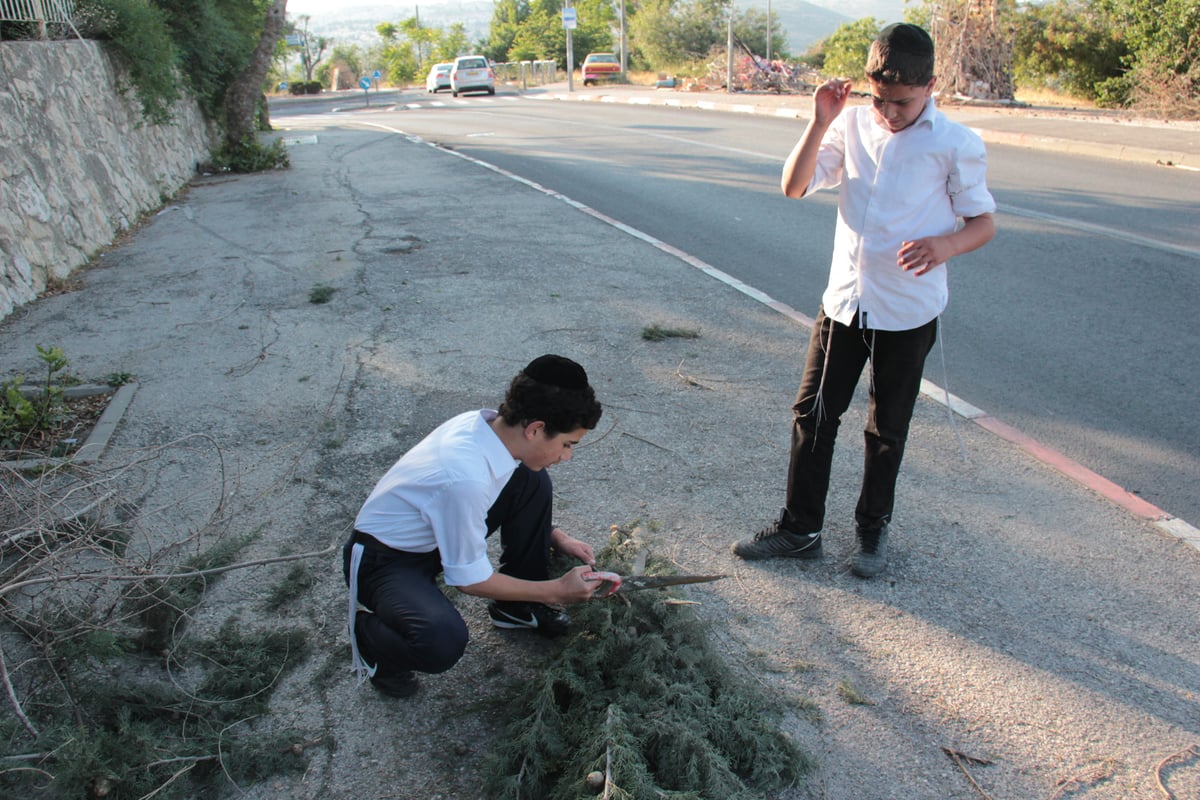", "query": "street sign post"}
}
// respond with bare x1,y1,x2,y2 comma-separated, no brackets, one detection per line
562,5,576,92
360,76,372,105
